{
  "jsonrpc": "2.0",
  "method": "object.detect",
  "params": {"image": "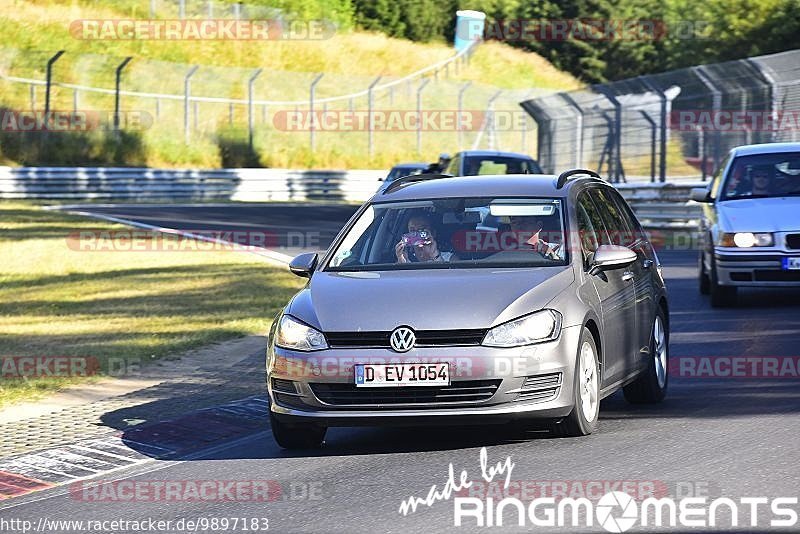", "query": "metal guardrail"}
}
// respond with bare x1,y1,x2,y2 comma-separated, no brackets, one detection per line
616,182,704,229
0,167,385,202
0,167,704,228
